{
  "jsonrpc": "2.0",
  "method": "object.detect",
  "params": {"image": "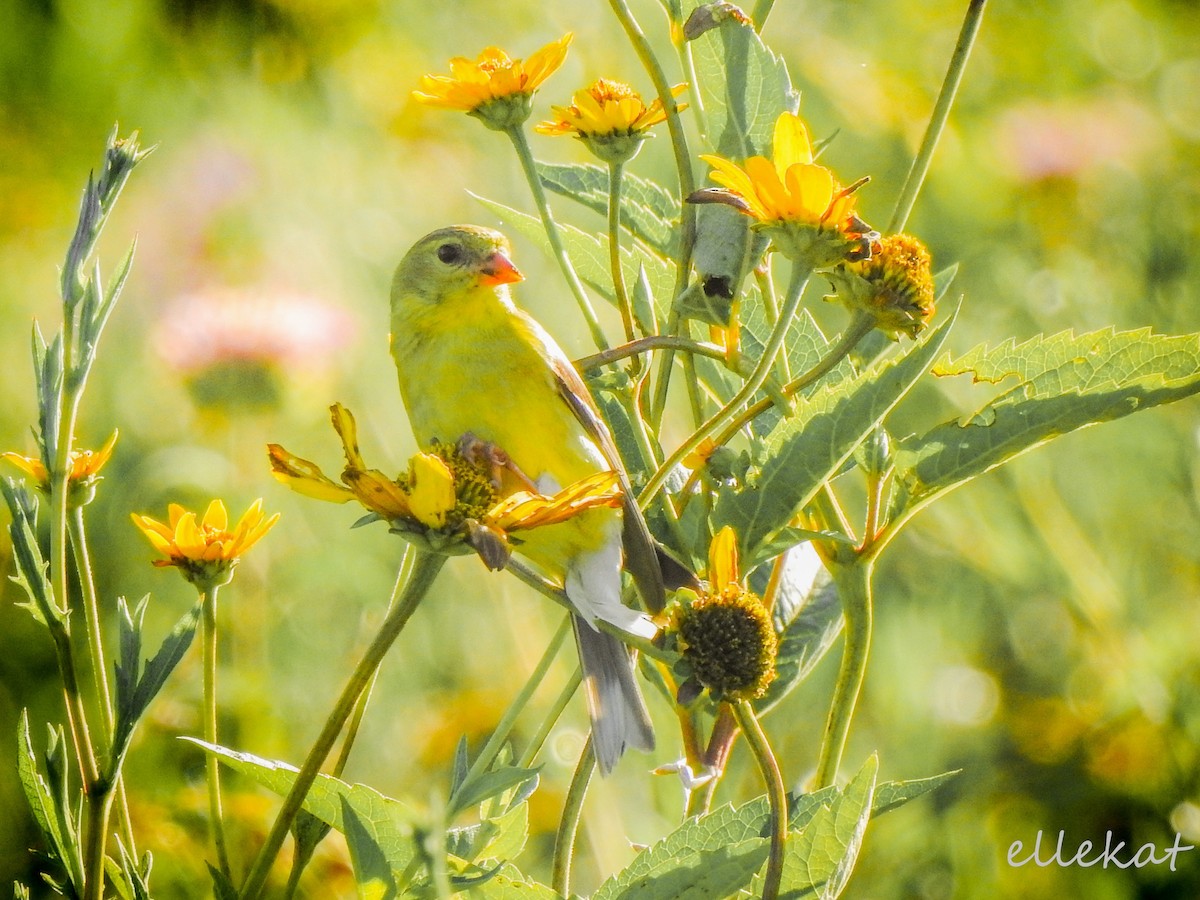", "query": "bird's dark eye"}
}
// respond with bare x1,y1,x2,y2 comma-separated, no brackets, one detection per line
436,243,462,265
